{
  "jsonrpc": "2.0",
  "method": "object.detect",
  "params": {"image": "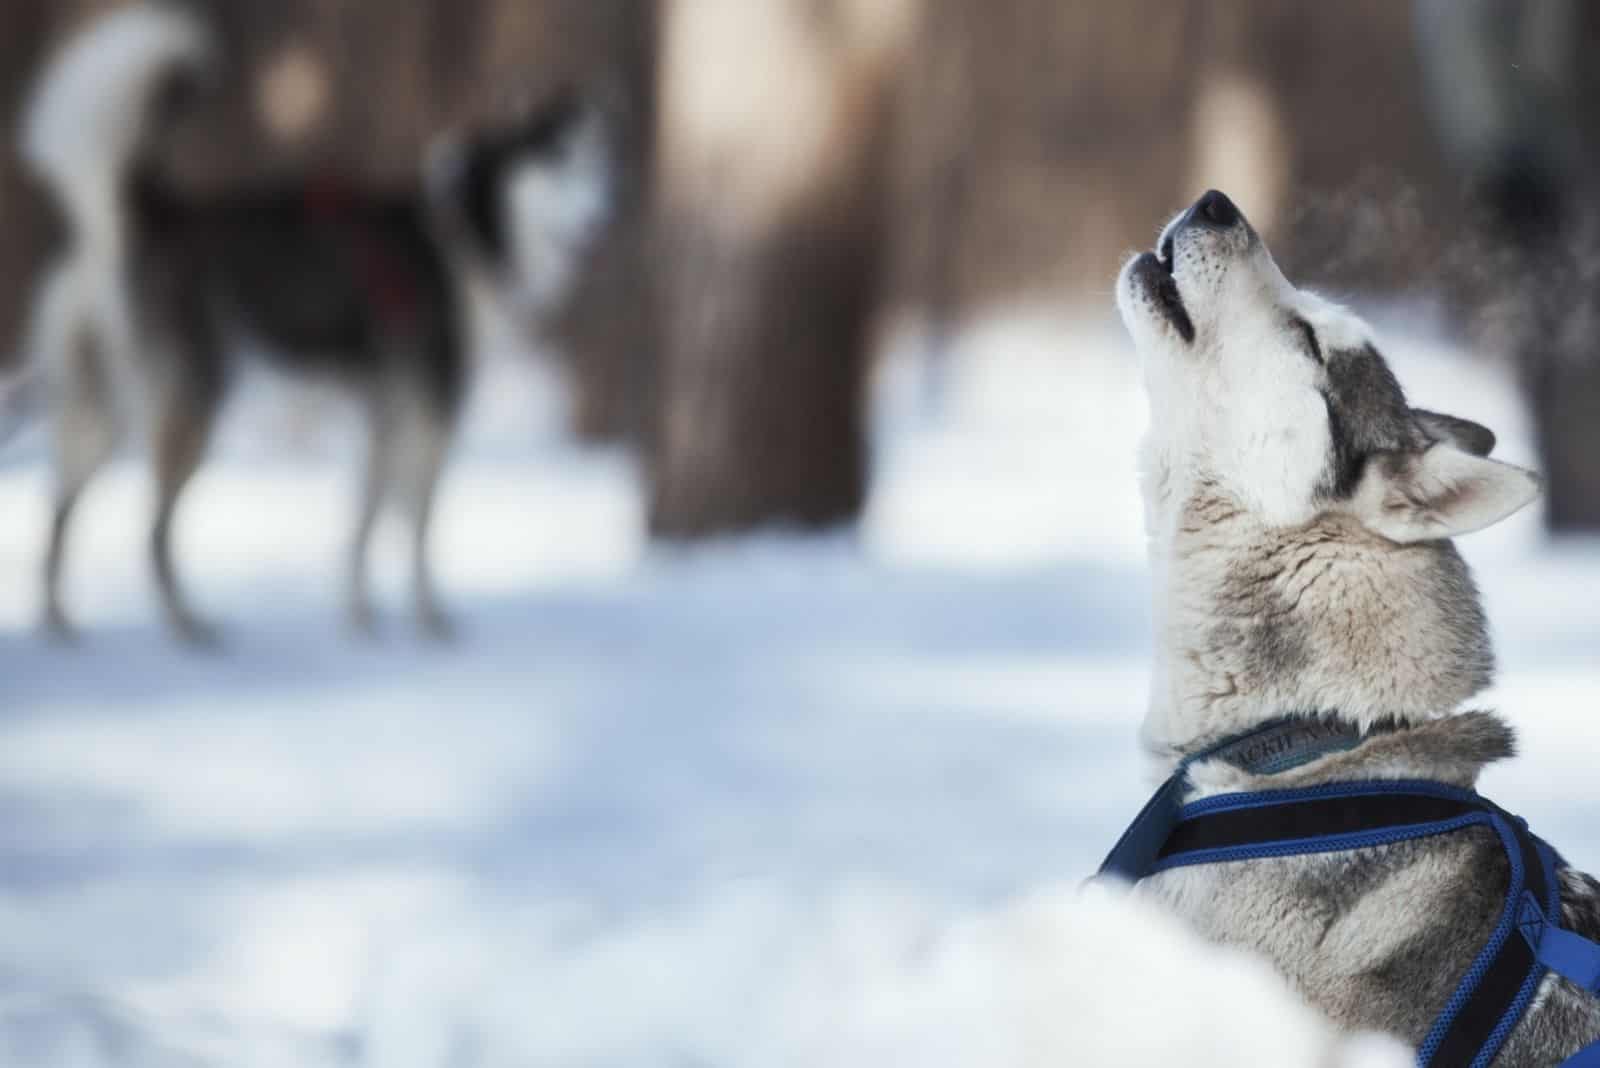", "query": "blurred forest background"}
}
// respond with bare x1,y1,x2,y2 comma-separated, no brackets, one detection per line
4,0,1599,533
